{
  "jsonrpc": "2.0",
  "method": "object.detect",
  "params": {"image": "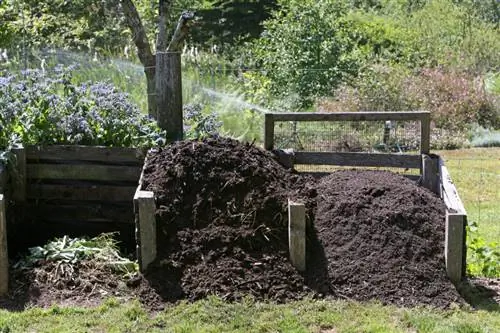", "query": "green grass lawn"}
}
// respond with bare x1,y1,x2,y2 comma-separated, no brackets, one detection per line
0,297,499,333
437,148,500,247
